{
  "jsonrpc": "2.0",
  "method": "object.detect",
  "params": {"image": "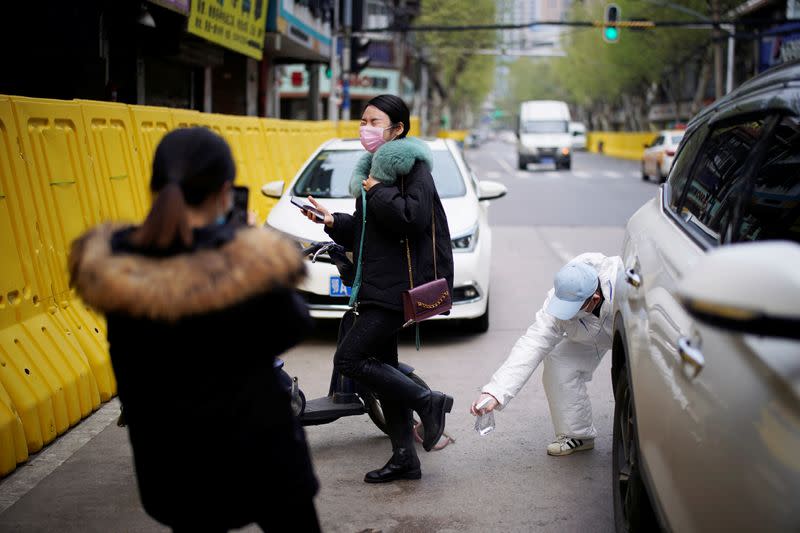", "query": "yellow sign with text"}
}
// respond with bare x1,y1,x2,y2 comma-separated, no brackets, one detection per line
188,0,268,60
